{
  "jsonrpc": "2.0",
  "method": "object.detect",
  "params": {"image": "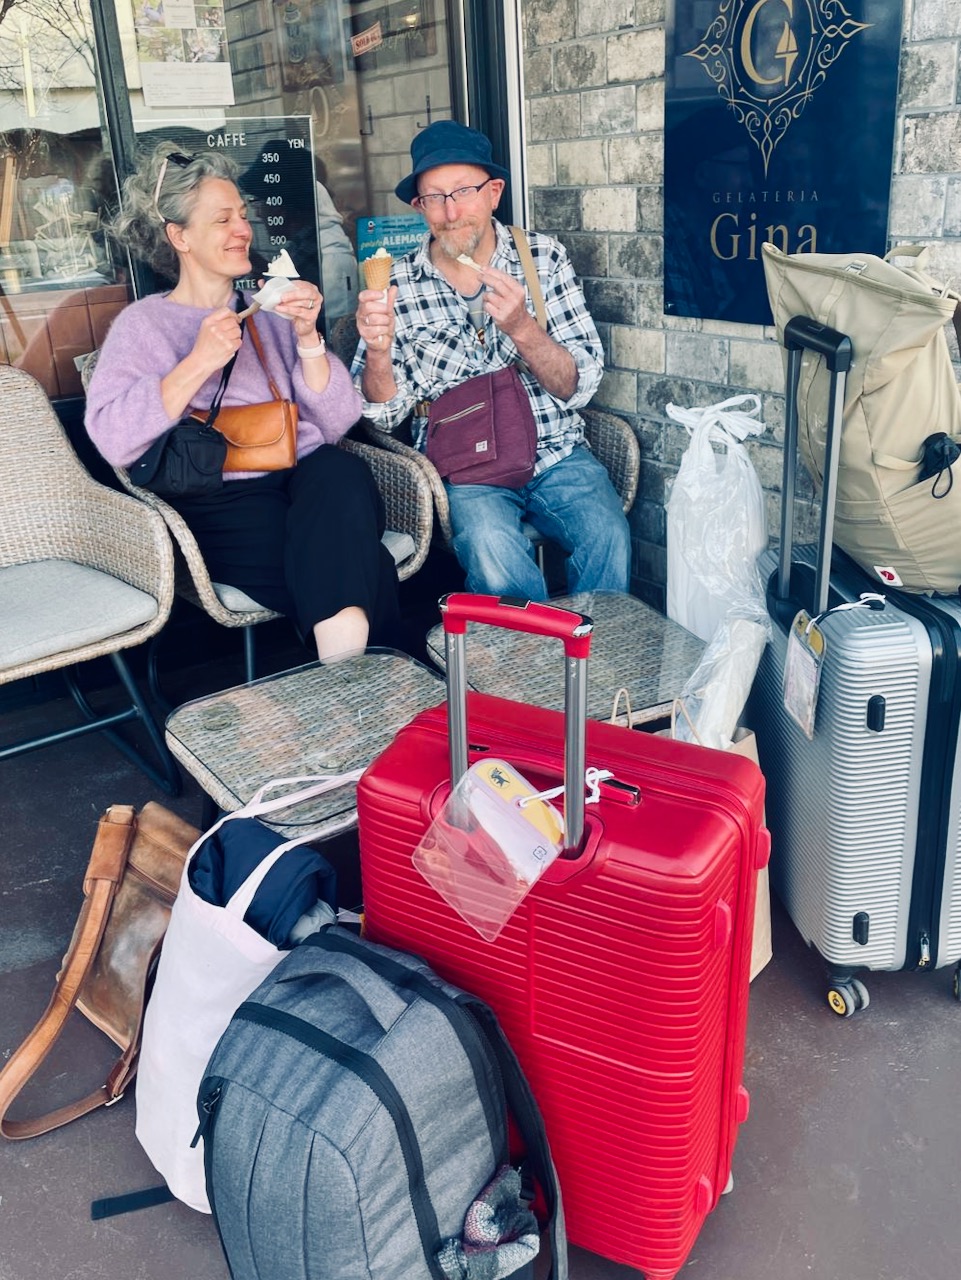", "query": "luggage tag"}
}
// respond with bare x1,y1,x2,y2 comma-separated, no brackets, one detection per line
413,759,565,942
783,594,886,740
782,610,825,740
